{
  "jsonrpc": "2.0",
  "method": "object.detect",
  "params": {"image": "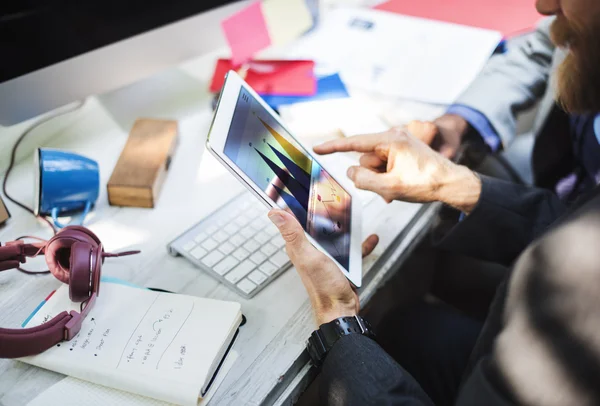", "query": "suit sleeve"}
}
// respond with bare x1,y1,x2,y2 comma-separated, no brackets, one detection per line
434,175,567,267
454,17,556,148
319,334,434,406
457,191,600,405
